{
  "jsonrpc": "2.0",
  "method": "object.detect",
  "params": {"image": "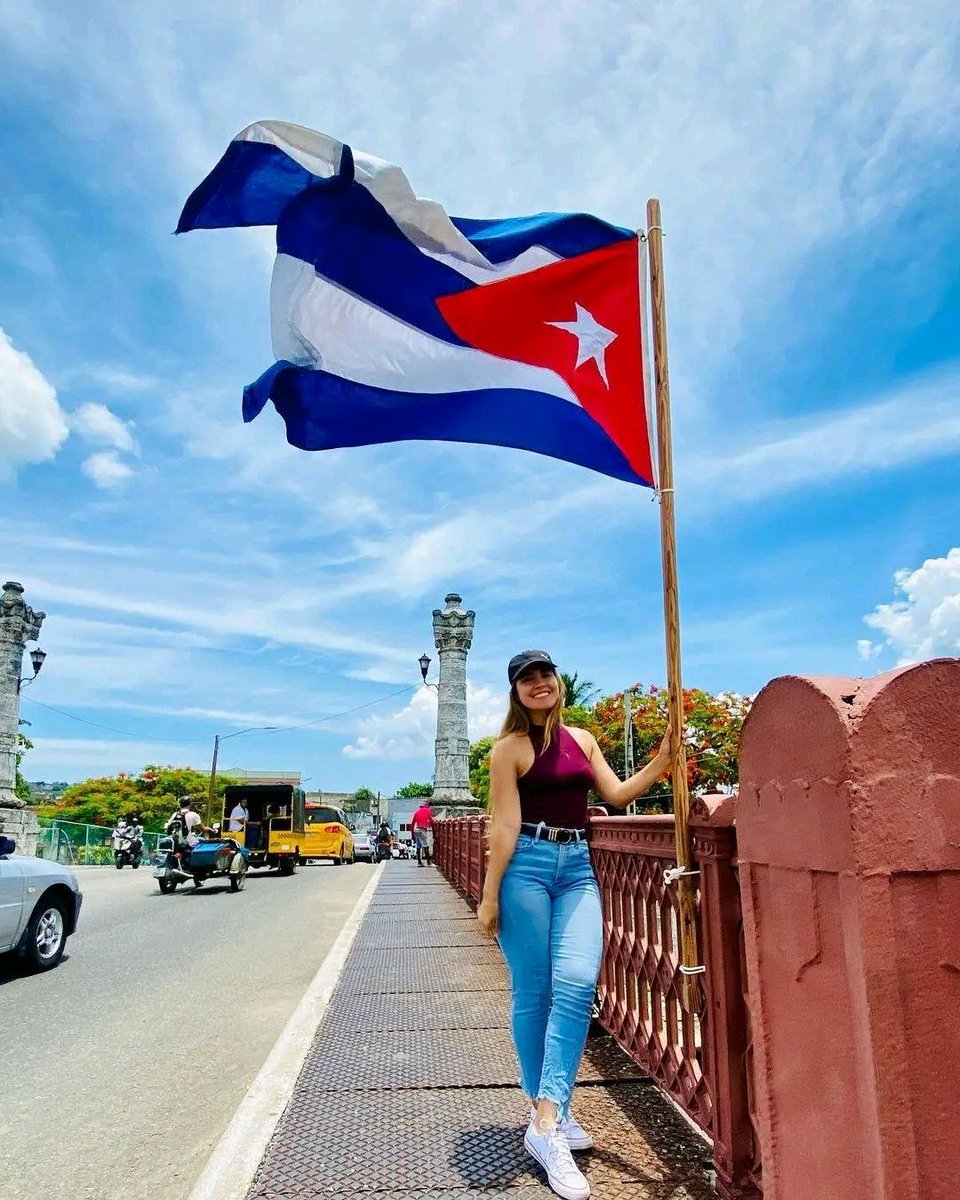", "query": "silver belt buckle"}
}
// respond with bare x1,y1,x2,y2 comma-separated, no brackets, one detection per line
548,826,559,842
